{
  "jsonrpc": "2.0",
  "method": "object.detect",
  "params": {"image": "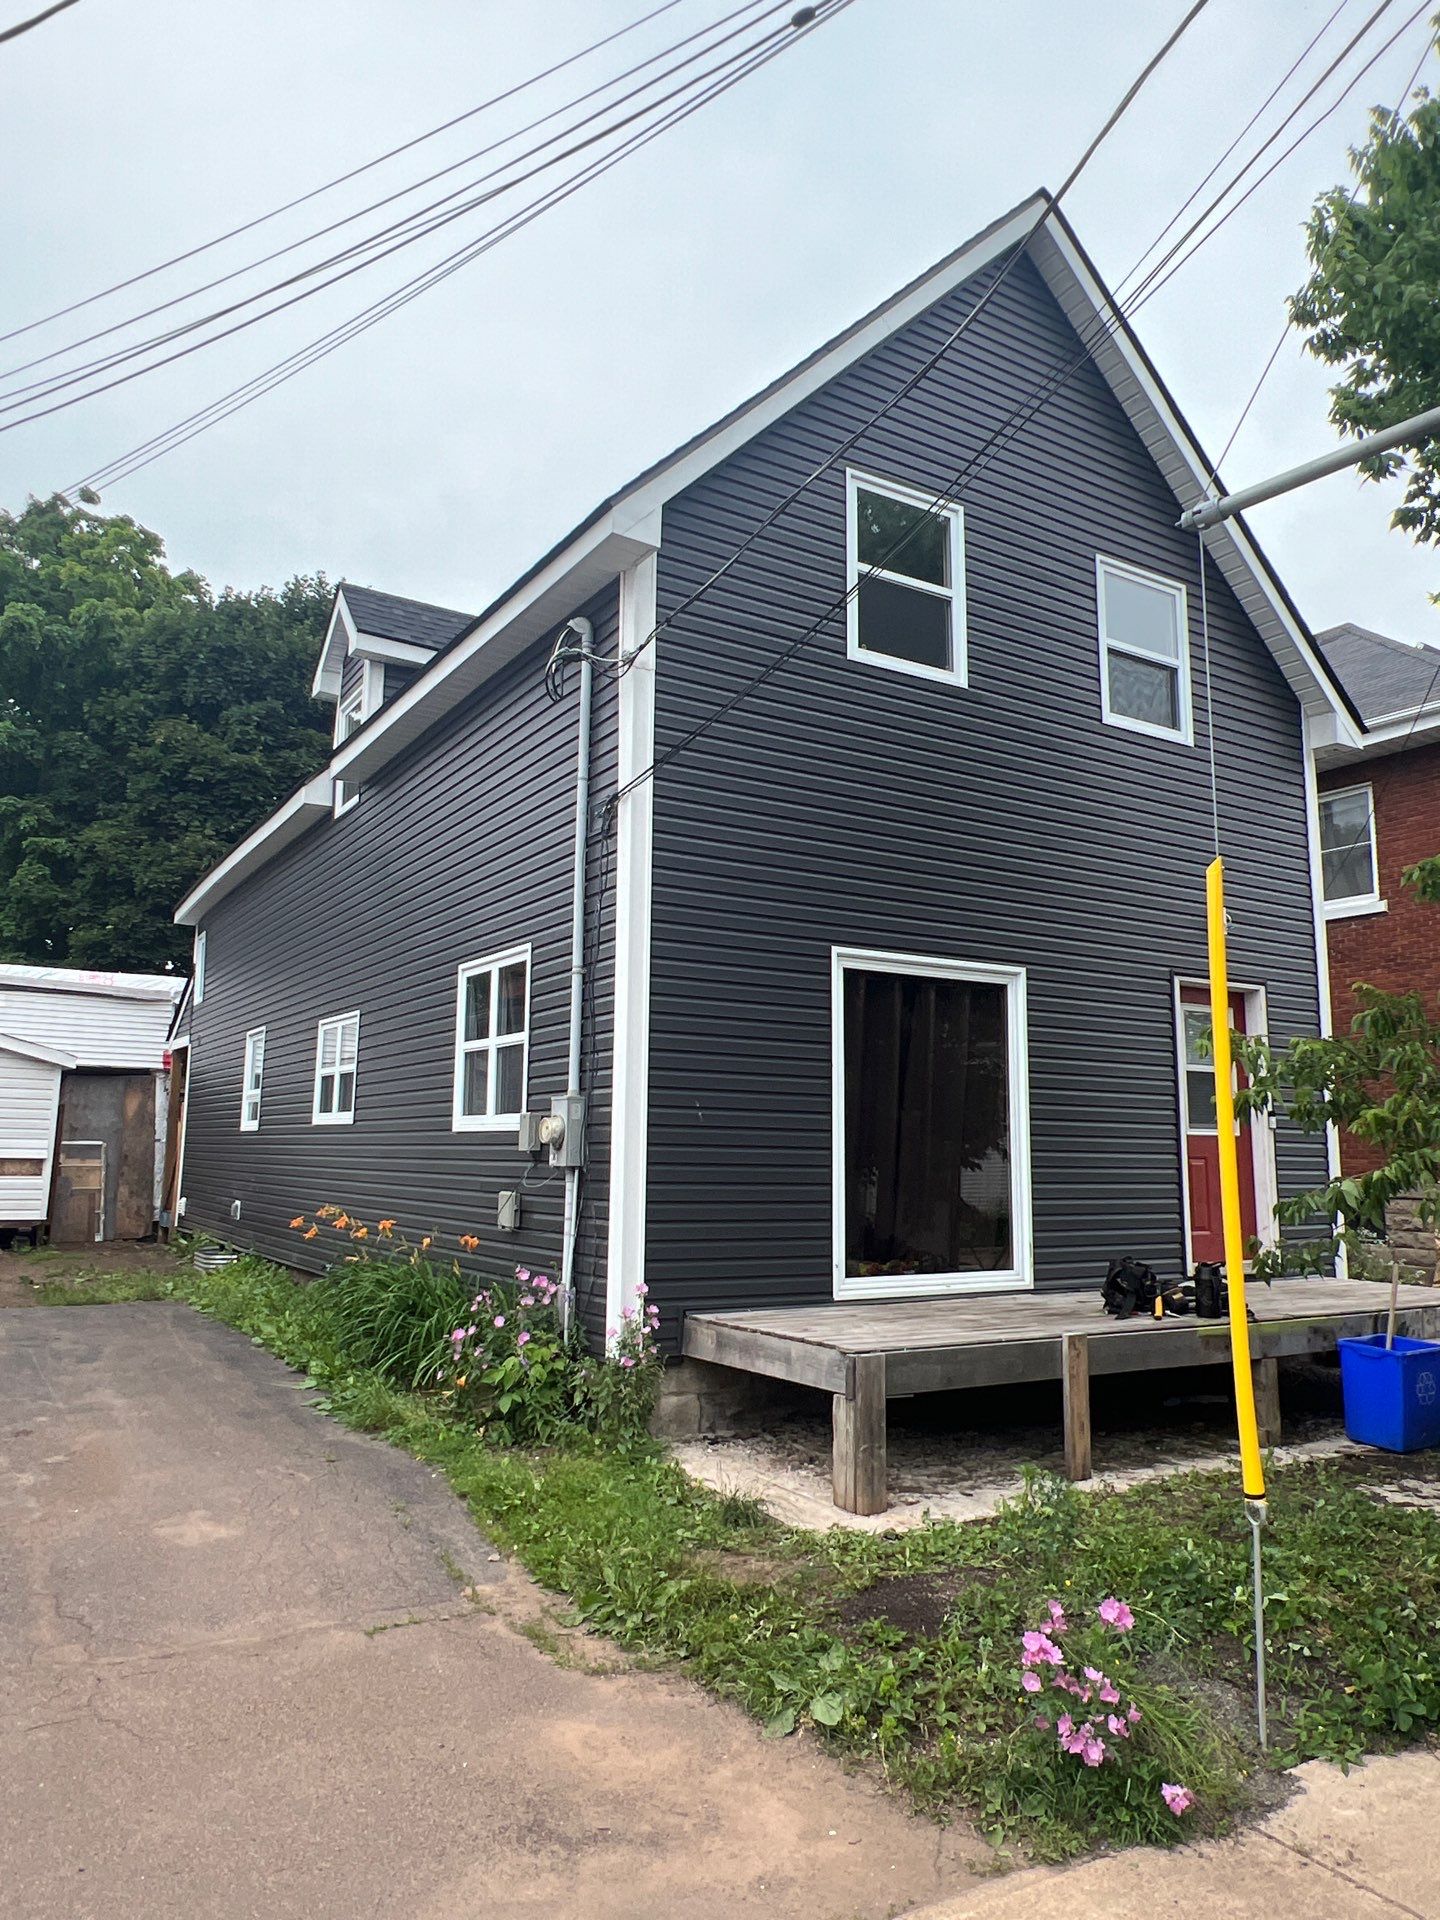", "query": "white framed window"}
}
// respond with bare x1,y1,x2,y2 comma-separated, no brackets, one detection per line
240,1027,266,1132
193,929,207,1005
333,661,379,816
831,947,1032,1300
1319,783,1384,916
312,1011,360,1124
846,470,967,686
452,946,531,1131
1097,556,1193,744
